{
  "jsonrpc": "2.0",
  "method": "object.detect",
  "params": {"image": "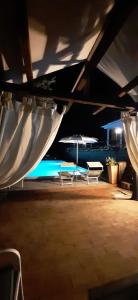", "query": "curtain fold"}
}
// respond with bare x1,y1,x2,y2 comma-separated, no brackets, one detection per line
121,112,138,175
98,7,138,102
0,94,65,189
